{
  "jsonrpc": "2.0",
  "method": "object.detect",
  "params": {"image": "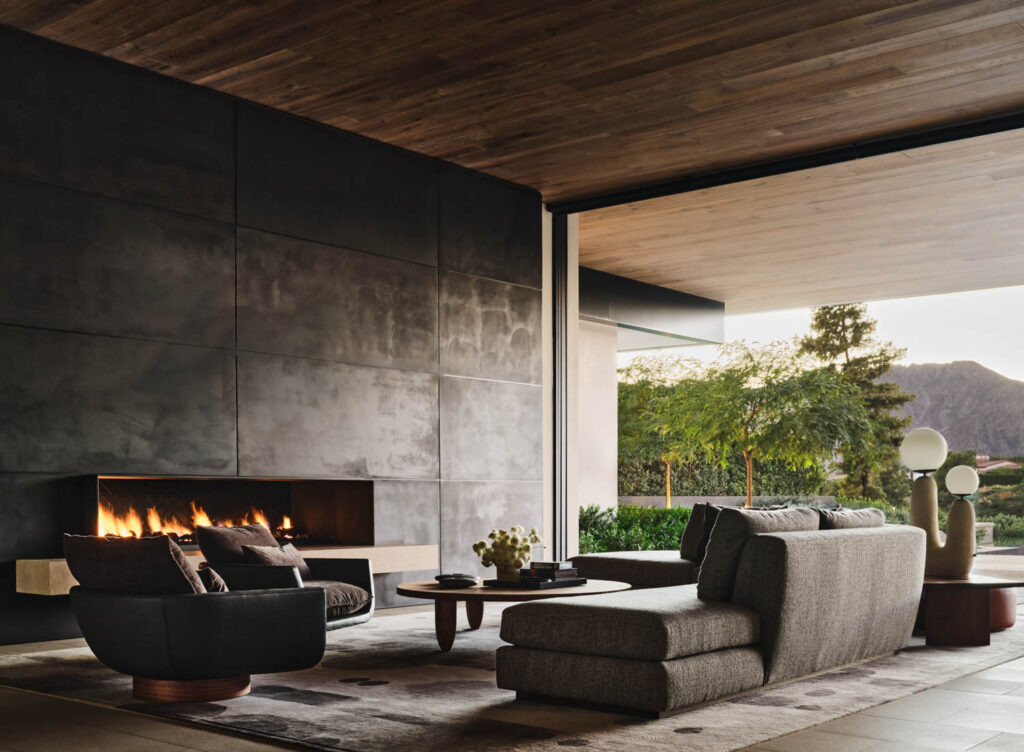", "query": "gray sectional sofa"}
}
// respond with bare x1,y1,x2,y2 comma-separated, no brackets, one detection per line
497,506,926,717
